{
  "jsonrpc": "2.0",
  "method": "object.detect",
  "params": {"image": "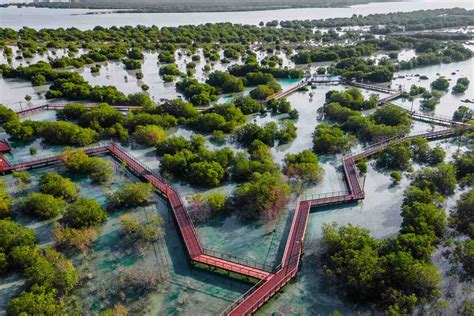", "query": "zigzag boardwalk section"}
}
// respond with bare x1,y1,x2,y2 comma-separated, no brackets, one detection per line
0,143,270,281
108,145,272,279
225,126,465,315
0,99,469,314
